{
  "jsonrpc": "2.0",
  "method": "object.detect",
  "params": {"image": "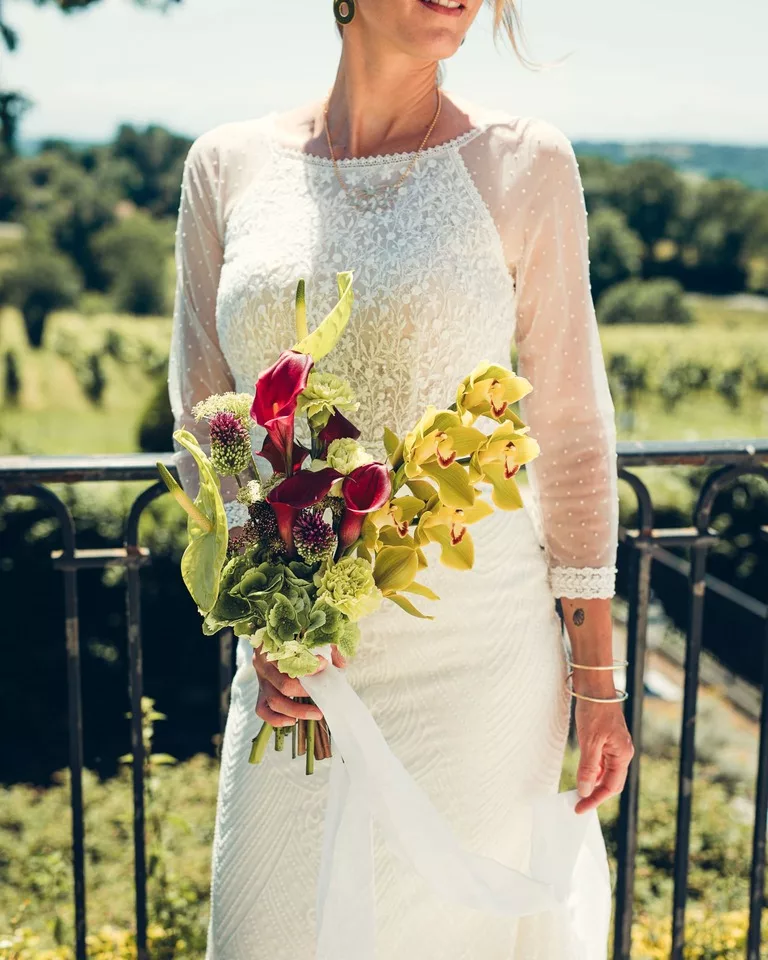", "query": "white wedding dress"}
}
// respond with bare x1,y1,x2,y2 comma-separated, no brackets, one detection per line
167,99,619,960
